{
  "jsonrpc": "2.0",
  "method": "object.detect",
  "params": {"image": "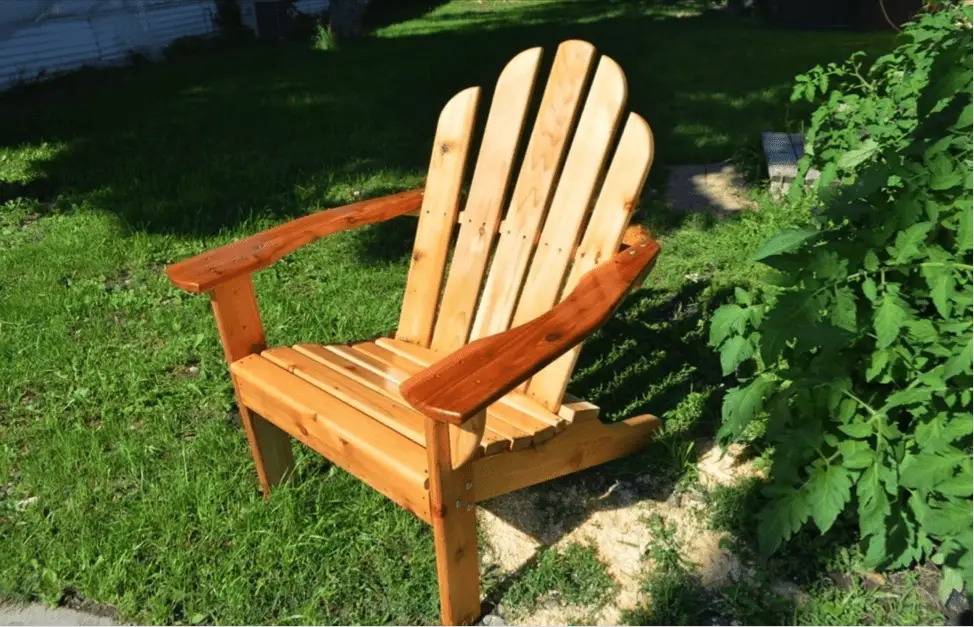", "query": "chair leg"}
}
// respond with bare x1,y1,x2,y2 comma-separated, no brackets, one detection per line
427,421,481,626
239,404,294,497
